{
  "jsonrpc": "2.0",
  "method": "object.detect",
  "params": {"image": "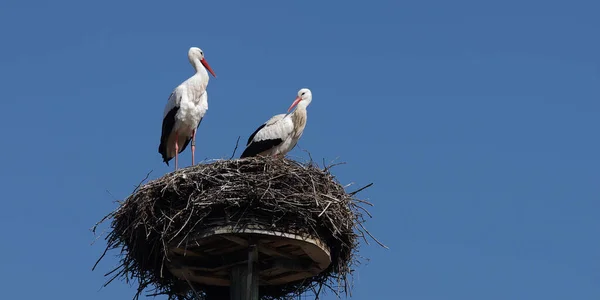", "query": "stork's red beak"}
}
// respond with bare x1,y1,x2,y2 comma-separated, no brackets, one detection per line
201,58,217,77
288,96,302,112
